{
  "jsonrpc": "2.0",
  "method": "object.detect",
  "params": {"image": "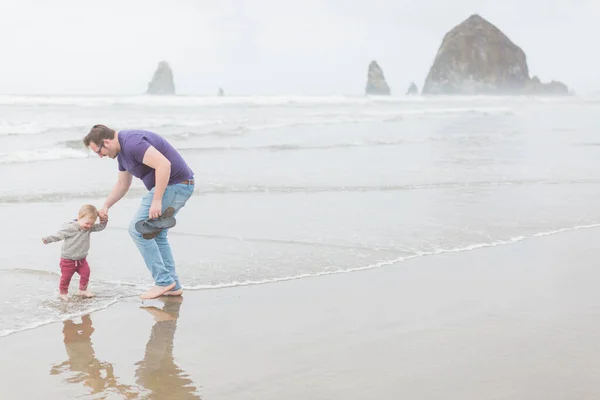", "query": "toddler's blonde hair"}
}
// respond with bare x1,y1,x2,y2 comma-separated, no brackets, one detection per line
78,204,99,220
